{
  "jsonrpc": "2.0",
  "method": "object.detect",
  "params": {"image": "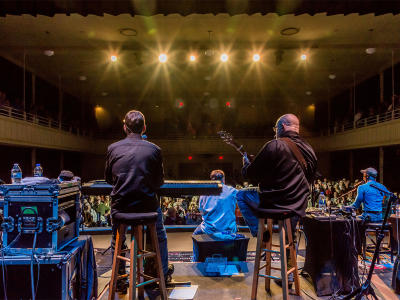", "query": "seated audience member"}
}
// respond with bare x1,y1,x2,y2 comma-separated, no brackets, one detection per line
193,169,238,235
164,207,185,225
58,170,75,182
